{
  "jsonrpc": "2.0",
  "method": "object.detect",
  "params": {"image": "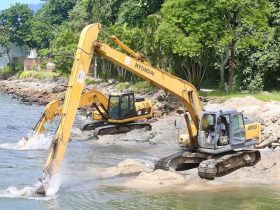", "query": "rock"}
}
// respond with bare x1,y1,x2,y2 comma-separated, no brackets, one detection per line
261,91,272,95
52,85,66,93
108,79,117,84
